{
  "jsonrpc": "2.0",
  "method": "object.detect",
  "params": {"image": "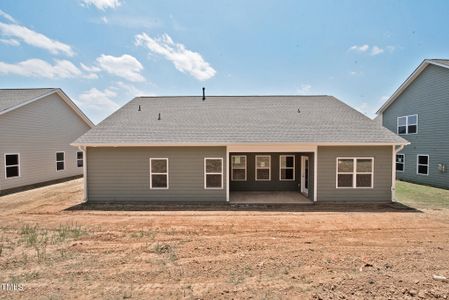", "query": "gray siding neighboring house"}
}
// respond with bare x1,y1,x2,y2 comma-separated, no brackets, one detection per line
73,95,406,204
378,59,449,189
0,89,94,195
